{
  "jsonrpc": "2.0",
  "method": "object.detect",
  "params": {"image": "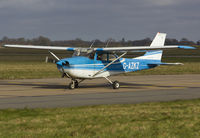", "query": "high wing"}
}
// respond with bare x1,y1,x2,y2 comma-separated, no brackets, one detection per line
3,33,195,52
3,45,77,51
3,44,195,52
95,33,195,51
94,45,195,52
